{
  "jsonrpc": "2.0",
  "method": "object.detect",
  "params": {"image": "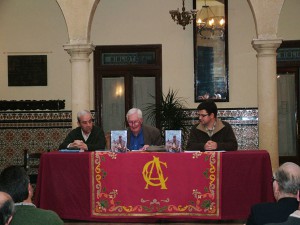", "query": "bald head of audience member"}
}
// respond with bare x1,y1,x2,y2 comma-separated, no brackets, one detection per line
0,192,14,225
273,162,300,201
